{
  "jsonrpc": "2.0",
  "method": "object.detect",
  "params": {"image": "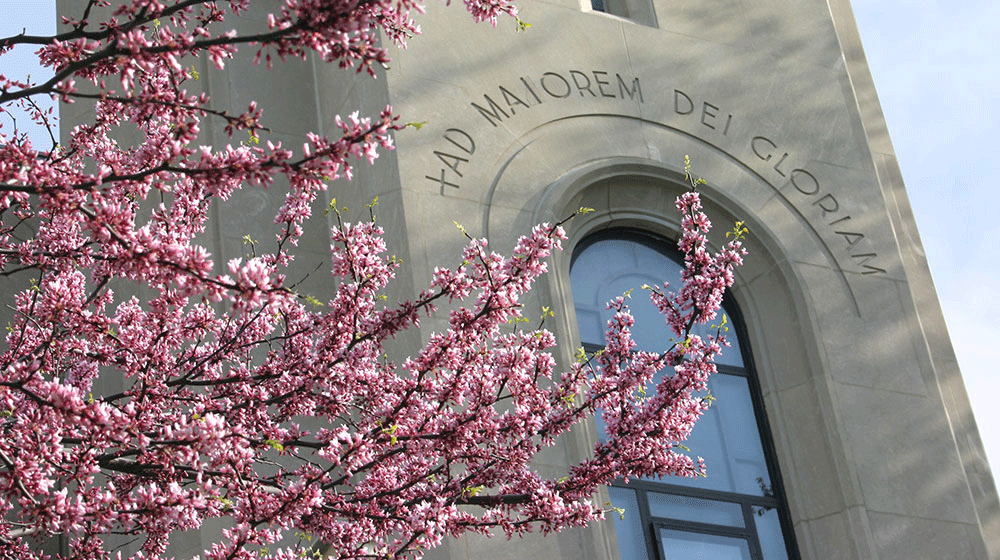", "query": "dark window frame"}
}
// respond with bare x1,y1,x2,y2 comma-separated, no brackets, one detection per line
588,0,657,28
572,229,800,560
